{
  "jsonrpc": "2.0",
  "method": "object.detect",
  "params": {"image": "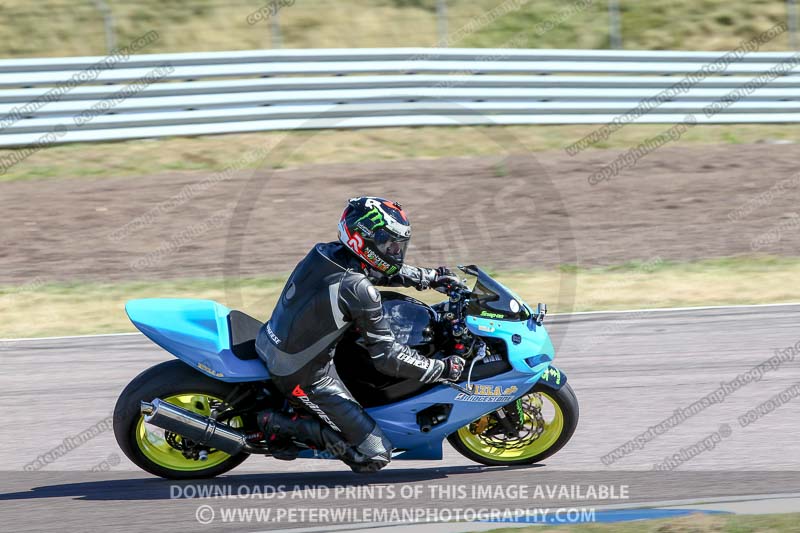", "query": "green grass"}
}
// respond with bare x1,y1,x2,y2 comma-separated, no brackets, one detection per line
0,0,795,57
2,256,799,338
2,123,799,183
482,512,800,532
